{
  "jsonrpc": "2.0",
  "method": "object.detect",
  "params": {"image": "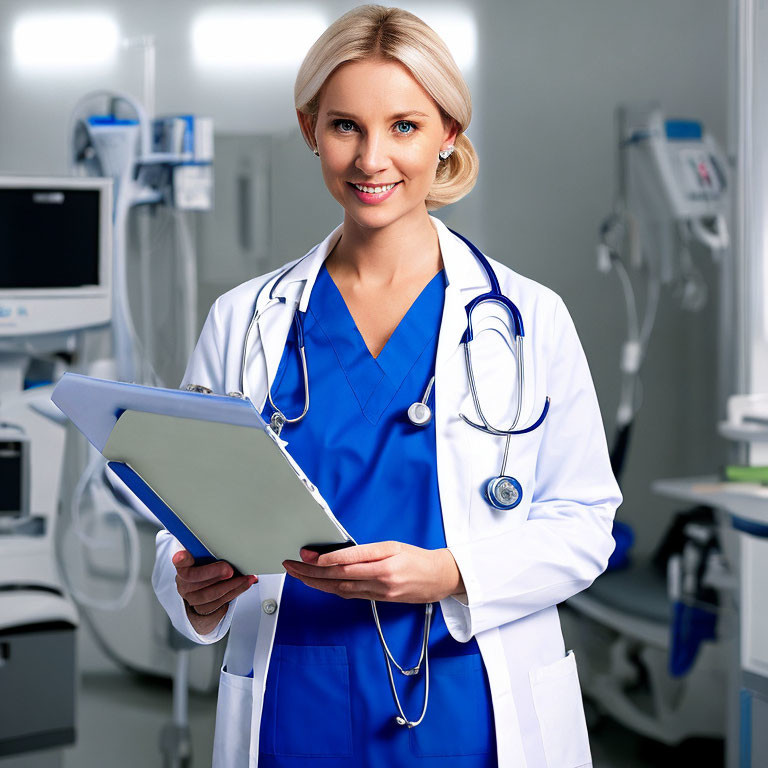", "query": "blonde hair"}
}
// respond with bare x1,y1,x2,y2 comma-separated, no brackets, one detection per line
294,5,478,210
